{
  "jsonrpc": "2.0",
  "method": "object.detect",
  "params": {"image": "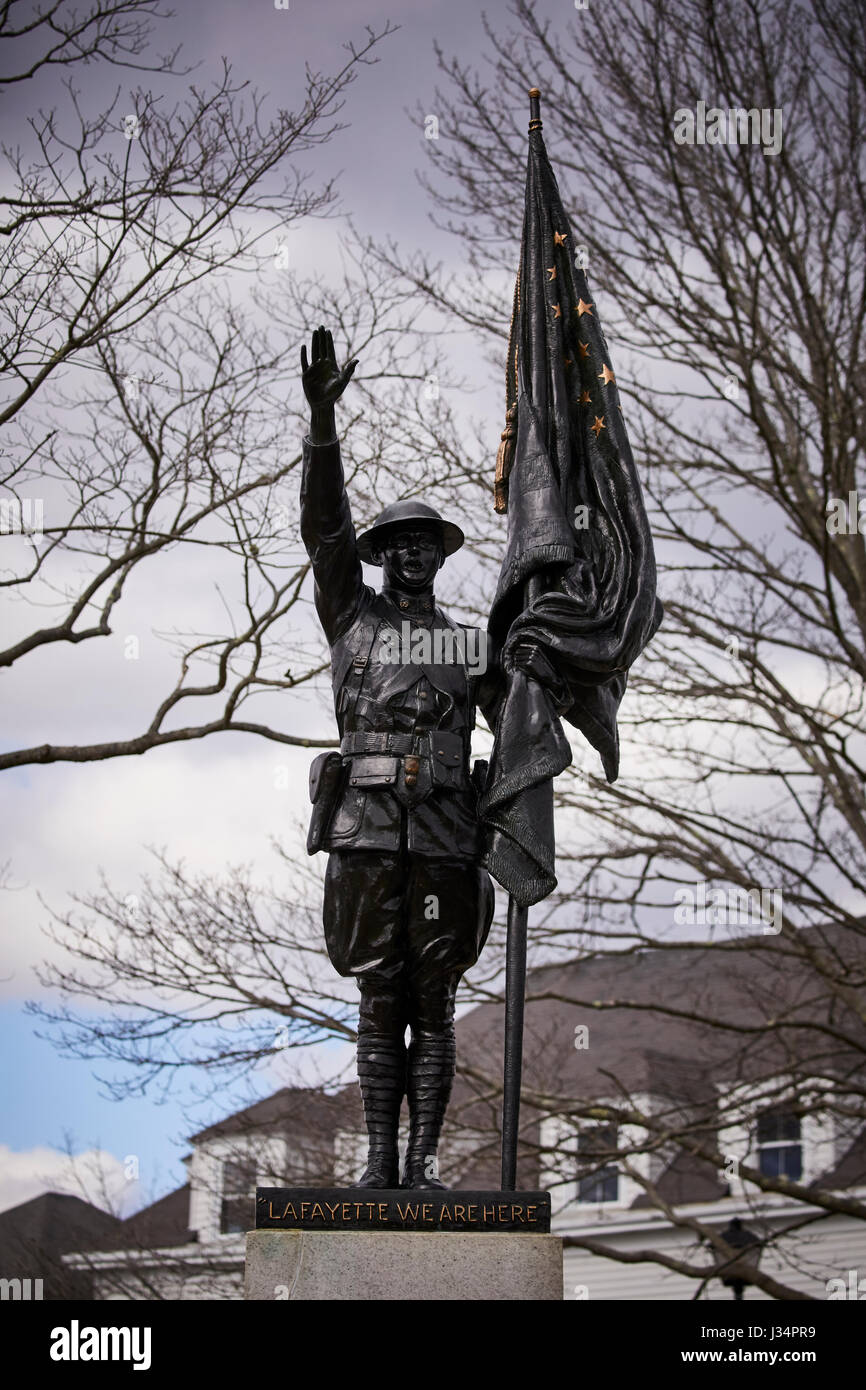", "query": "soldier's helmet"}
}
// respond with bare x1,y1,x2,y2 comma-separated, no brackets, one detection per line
355,499,465,565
